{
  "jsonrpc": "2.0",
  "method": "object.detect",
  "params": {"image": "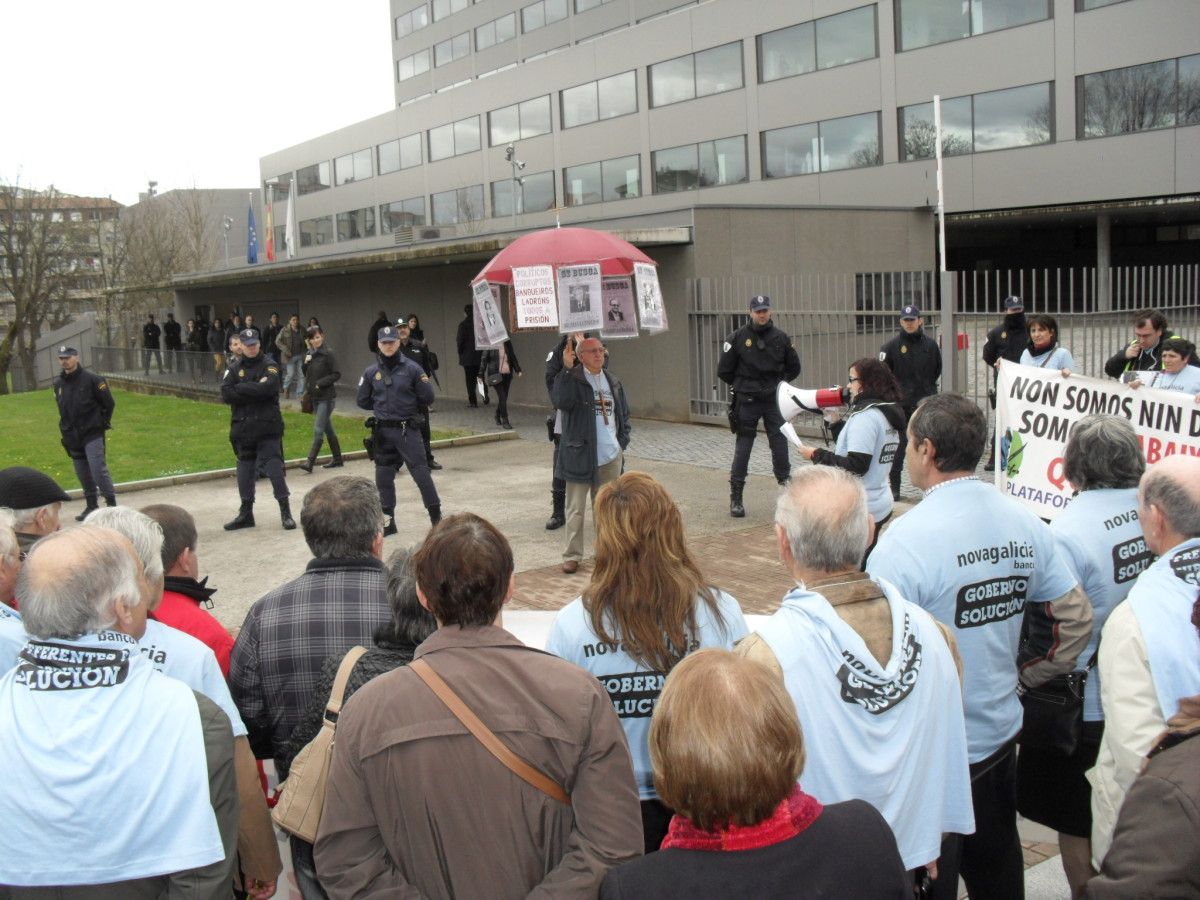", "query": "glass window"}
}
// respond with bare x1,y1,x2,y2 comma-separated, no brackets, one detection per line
429,124,455,161
378,140,401,175
653,136,747,192
380,197,426,232
758,22,814,83
973,0,1048,35
431,185,485,226
395,4,429,38
491,170,556,216
454,117,480,154
762,123,820,178
564,161,602,205
1180,55,1200,126
695,42,743,97
299,215,333,247
432,0,468,22
519,96,552,137
973,82,1051,151
435,32,470,66
819,112,880,170
653,144,700,192
399,133,422,168
522,0,566,32
1078,0,1128,8
816,6,876,69
268,173,292,200
491,96,551,145
576,0,611,9
1080,59,1178,138
598,70,637,119
336,207,376,241
296,161,331,195
334,148,372,185
398,49,431,81
489,105,520,146
476,13,515,50
899,96,973,160
898,0,1049,51
562,82,599,127
602,155,640,200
